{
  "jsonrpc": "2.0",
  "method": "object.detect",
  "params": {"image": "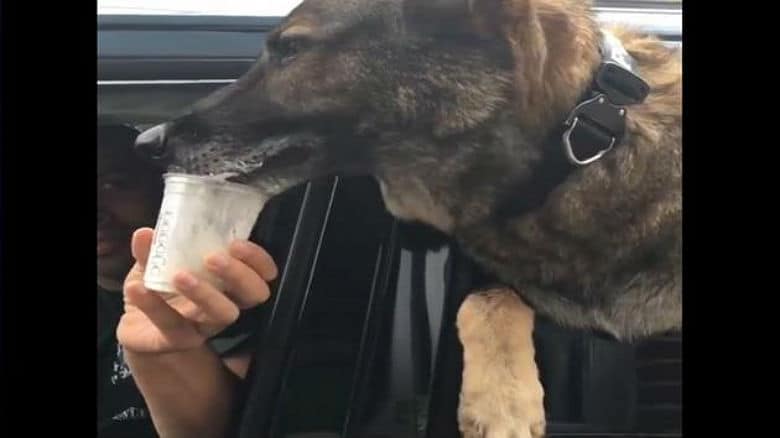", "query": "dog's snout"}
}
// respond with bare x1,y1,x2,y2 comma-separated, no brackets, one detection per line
135,123,170,163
